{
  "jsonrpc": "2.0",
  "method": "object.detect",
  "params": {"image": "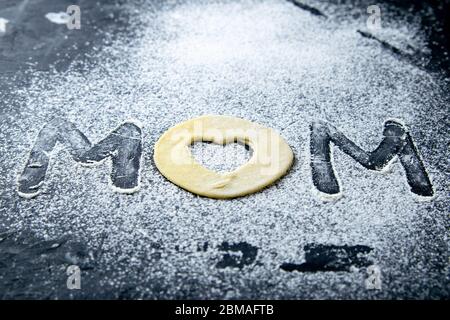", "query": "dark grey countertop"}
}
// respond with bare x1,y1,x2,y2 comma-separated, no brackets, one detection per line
0,0,448,299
